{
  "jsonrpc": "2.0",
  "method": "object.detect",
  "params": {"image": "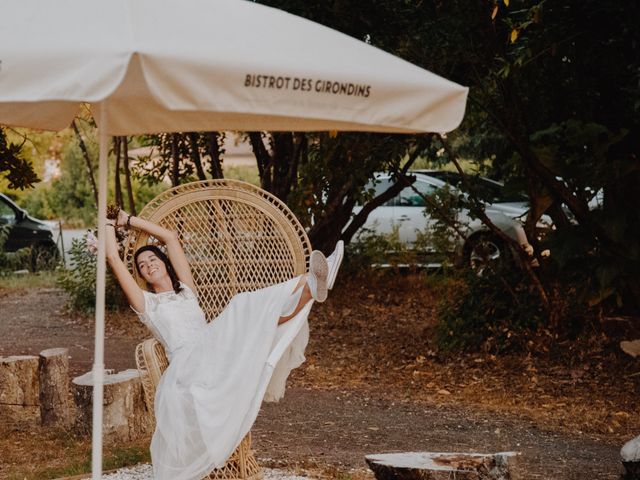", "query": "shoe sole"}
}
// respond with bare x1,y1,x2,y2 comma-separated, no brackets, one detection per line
310,250,328,302
327,240,344,290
